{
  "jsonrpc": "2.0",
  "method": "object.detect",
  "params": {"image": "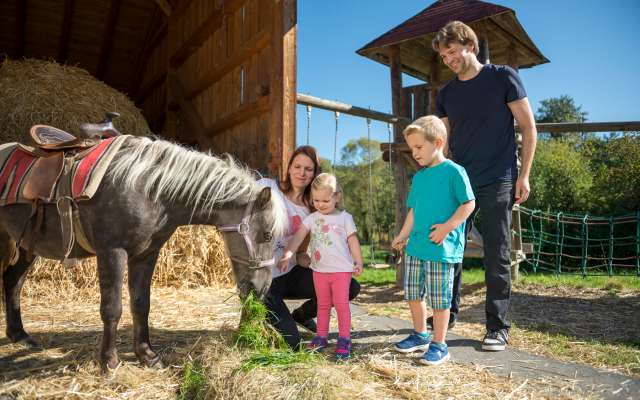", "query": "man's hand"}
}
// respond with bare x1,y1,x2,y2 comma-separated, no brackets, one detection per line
515,176,530,204
429,223,452,245
296,252,311,268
